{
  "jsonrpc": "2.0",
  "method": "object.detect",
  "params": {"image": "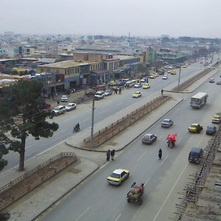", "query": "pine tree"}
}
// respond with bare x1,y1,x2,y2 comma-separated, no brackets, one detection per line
0,80,58,171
